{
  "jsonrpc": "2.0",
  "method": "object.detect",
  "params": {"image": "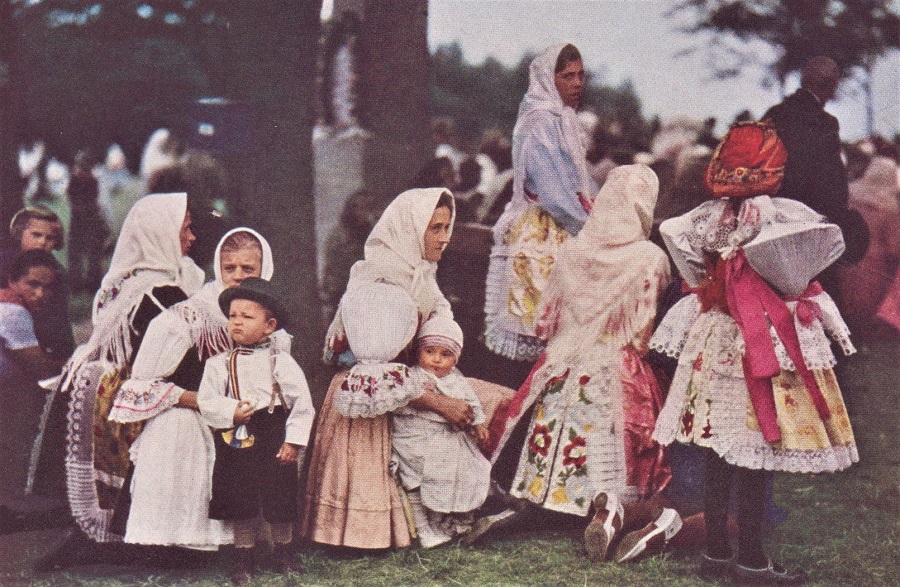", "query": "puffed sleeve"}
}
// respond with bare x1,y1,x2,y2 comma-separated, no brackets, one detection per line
197,354,239,429
521,114,589,235
274,353,315,447
109,310,195,423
